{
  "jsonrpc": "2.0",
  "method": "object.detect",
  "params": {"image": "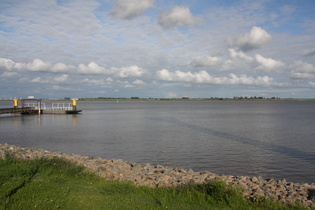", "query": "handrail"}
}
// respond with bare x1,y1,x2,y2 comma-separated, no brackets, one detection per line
24,103,74,111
